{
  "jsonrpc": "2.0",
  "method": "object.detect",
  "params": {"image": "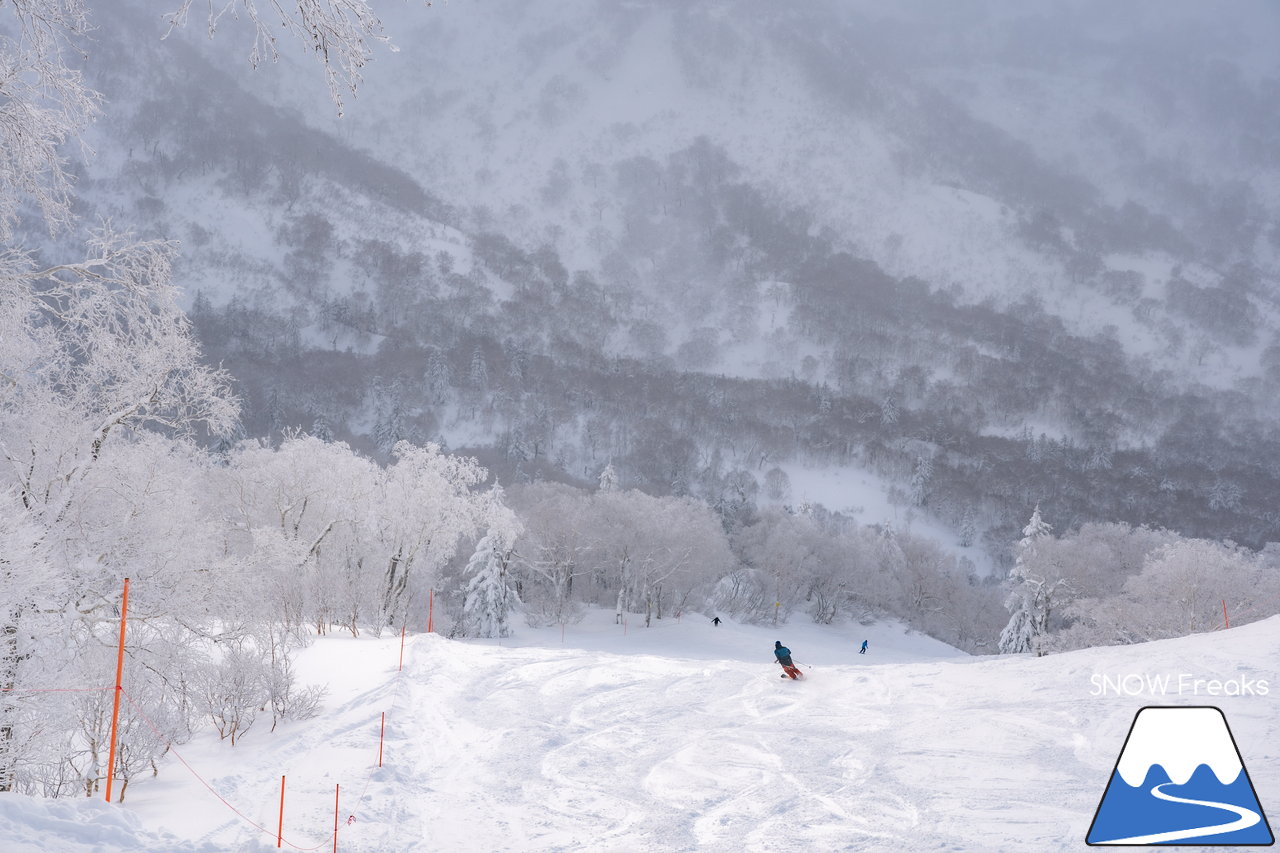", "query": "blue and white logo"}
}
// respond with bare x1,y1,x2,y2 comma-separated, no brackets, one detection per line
1087,706,1273,846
